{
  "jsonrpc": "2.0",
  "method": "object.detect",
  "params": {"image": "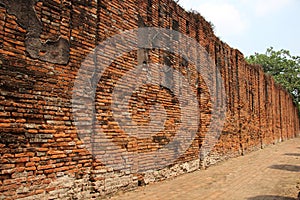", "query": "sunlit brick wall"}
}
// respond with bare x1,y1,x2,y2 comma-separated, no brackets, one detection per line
0,0,299,199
